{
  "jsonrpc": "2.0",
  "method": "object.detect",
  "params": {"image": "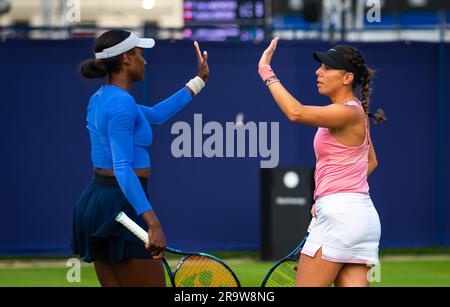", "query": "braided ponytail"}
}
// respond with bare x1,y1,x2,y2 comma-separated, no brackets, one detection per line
360,67,371,114
336,45,387,124
359,67,386,123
